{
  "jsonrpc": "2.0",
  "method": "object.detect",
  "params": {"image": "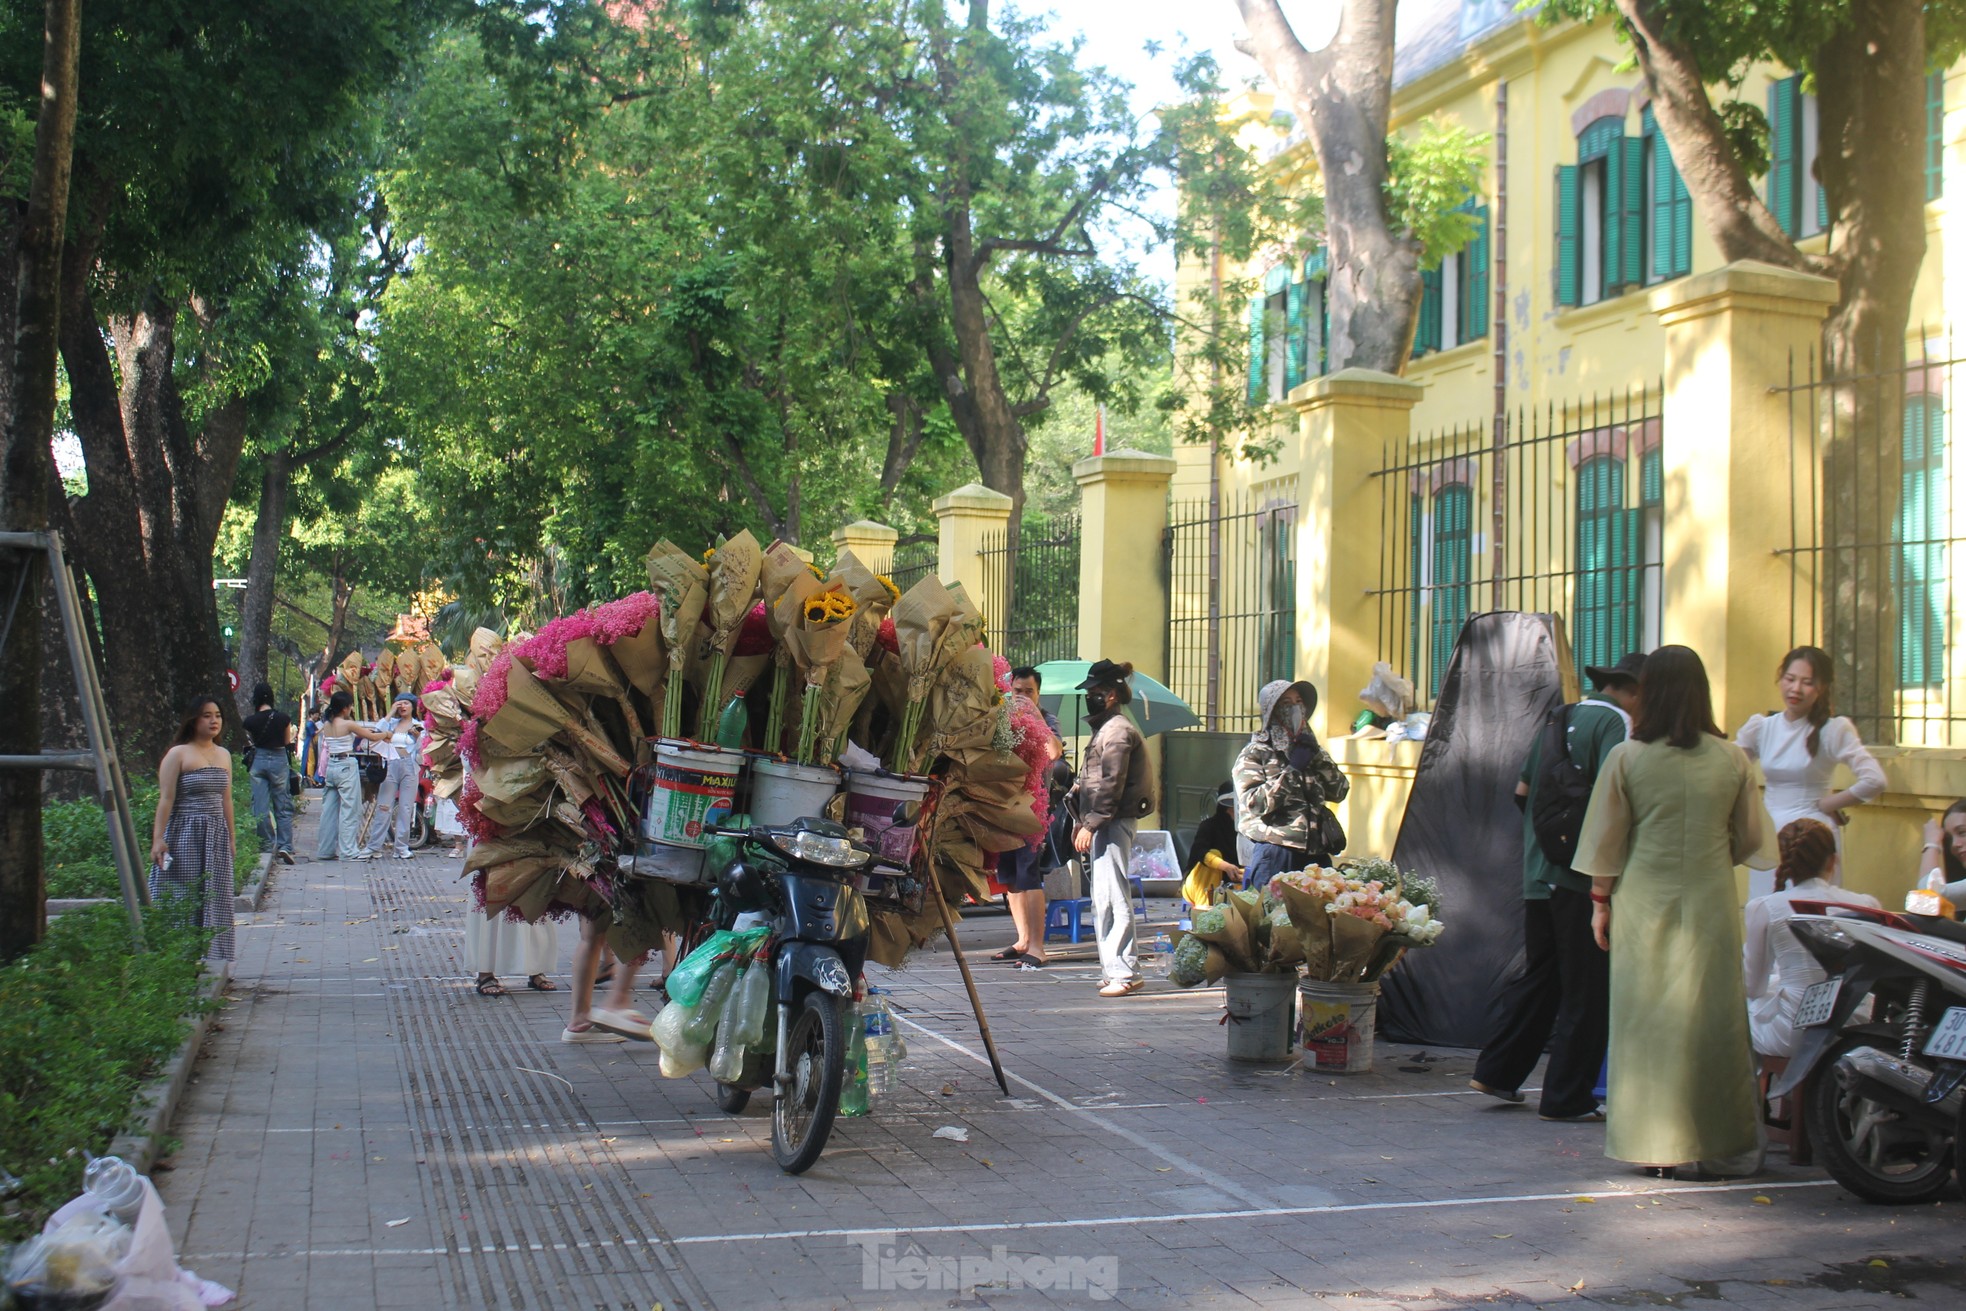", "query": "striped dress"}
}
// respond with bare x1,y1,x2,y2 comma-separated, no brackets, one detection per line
152,764,236,961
